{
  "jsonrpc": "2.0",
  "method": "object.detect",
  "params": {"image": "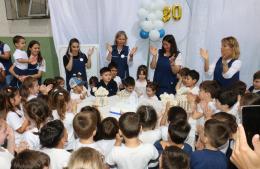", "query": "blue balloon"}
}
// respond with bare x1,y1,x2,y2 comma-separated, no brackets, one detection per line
140,29,149,39
159,29,165,38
